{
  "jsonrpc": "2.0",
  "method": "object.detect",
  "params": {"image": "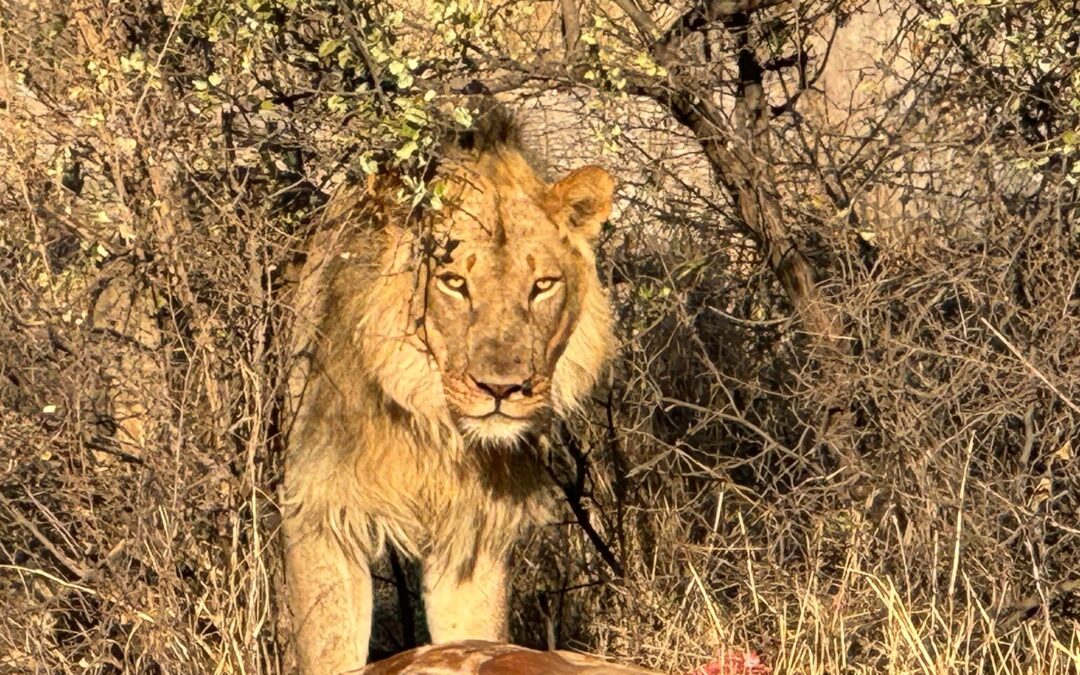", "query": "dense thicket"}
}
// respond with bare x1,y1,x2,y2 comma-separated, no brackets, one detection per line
2,1,1078,672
